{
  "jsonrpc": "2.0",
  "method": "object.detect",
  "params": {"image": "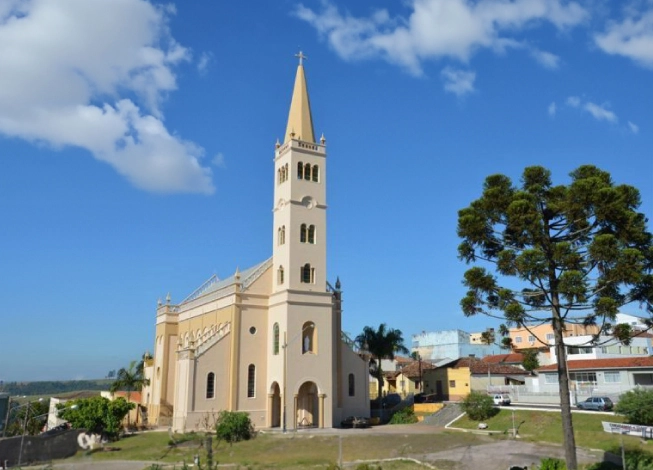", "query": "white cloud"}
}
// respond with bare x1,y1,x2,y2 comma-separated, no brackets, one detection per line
198,51,213,75
565,96,620,124
212,152,226,168
0,0,214,194
595,9,653,68
294,0,587,75
441,67,475,96
566,96,581,107
548,102,557,116
530,48,560,69
584,102,618,123
628,121,640,134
